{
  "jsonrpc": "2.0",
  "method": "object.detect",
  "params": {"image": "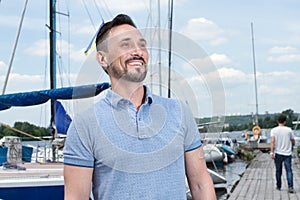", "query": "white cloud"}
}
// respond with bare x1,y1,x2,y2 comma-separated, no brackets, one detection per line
269,46,298,54
267,46,300,62
181,17,227,45
0,61,7,73
96,0,151,12
267,54,300,62
70,48,86,62
210,53,232,66
24,39,85,62
218,67,248,80
0,72,80,93
24,39,48,56
71,22,97,36
258,71,298,97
